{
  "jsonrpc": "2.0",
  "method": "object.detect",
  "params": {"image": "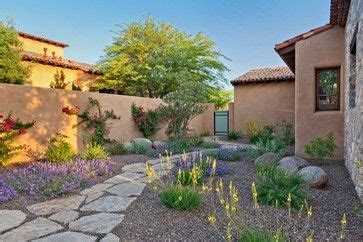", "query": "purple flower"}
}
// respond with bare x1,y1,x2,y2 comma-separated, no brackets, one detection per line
0,179,17,201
